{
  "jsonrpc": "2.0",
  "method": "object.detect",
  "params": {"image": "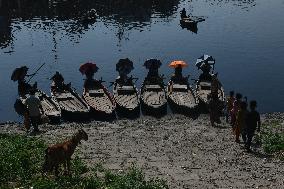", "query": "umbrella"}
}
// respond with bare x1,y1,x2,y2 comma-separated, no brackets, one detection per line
79,62,98,75
169,60,188,68
11,66,28,82
143,59,162,69
195,54,215,68
116,58,134,75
